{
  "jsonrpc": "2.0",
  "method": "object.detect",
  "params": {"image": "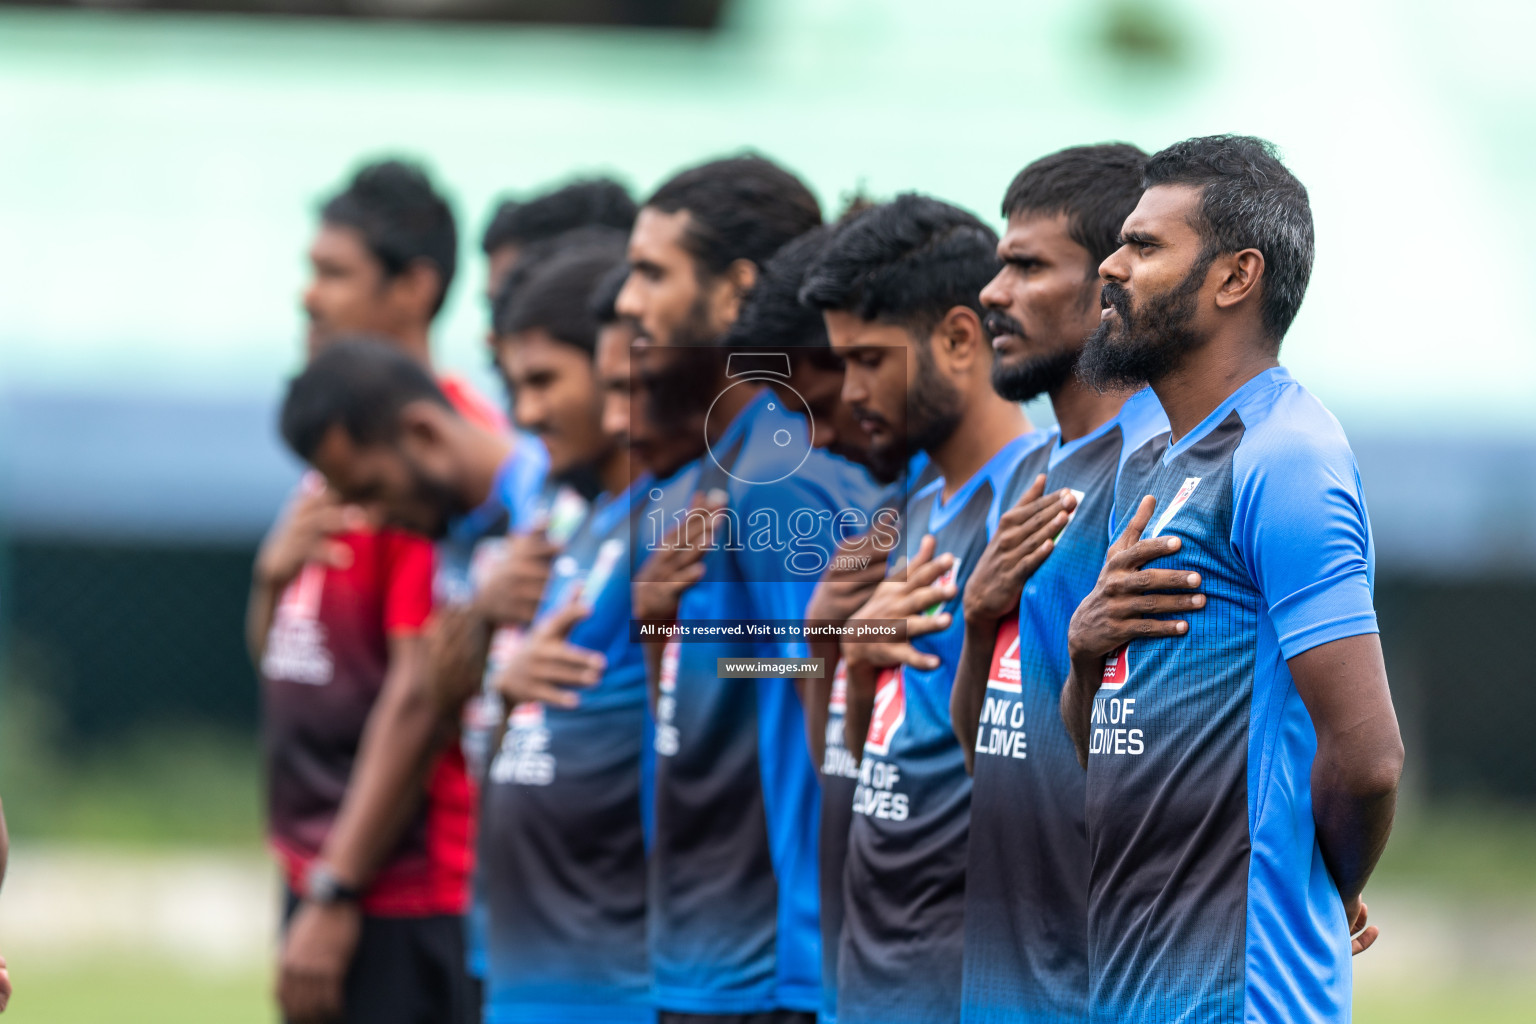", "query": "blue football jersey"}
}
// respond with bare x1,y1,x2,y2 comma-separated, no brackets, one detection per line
816,454,934,1024
649,387,881,1015
837,430,1049,1024
1087,368,1377,1024
438,433,562,987
960,390,1168,1024
480,475,664,1024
